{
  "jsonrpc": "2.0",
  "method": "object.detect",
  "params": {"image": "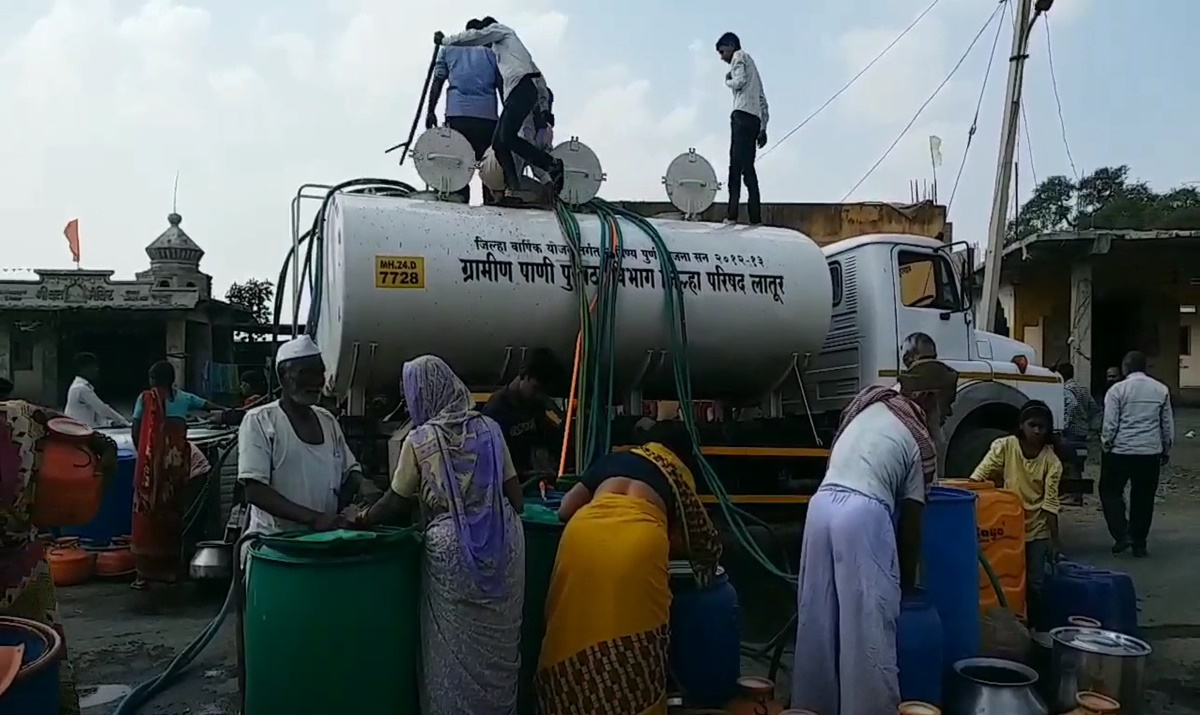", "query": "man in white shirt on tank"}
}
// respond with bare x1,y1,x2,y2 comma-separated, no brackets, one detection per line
716,31,769,225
